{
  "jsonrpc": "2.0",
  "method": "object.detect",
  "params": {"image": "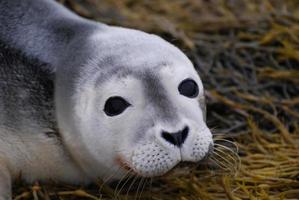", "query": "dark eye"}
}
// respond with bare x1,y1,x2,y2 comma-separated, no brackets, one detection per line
104,96,131,116
178,79,199,98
